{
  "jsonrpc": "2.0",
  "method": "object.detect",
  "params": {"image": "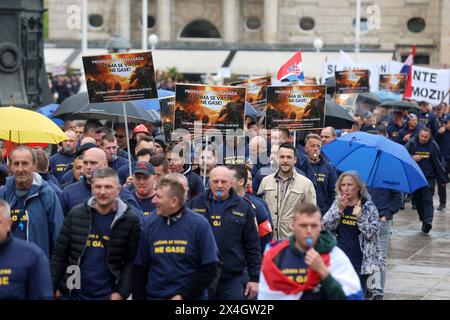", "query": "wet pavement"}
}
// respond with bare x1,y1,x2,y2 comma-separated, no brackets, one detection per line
384,194,450,300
